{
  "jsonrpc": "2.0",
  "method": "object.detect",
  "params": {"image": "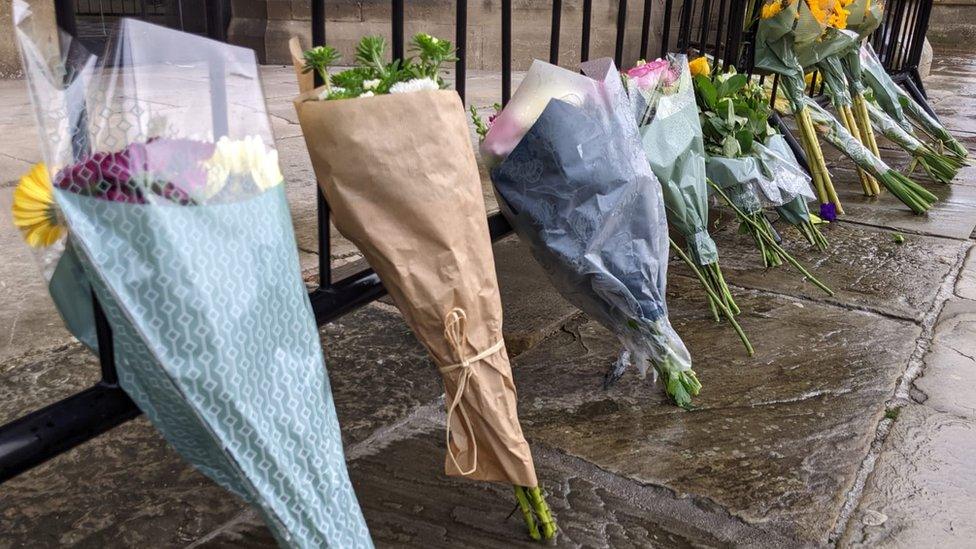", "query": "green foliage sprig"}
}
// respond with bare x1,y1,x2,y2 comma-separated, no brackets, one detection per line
303,33,456,101
693,68,774,157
